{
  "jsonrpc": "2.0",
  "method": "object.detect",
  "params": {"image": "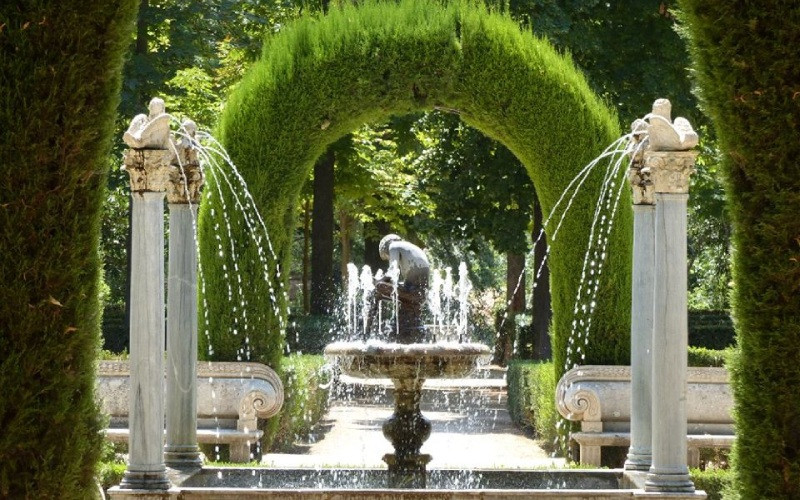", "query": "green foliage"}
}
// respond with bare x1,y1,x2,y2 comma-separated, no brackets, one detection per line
96,441,127,492
688,347,730,368
207,0,632,376
678,1,800,497
689,310,735,350
506,360,558,452
507,0,697,126
101,304,128,353
690,467,734,500
413,111,535,256
285,314,337,354
688,131,732,310
0,0,138,497
264,354,331,452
